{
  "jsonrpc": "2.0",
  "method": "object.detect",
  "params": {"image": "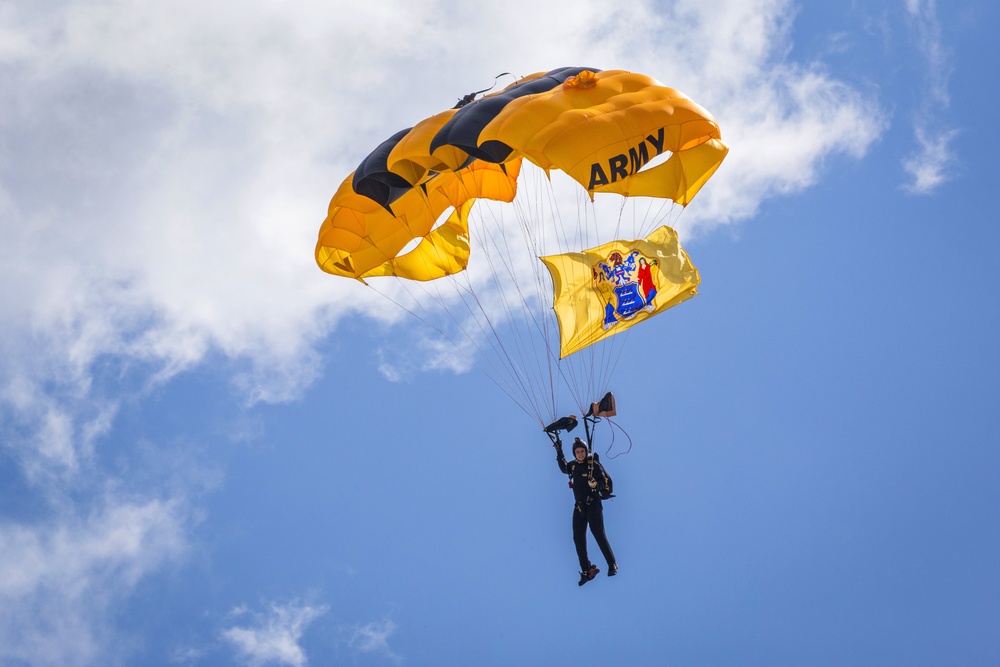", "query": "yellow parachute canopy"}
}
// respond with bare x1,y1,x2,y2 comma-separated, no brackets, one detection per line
540,226,700,358
316,67,727,284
